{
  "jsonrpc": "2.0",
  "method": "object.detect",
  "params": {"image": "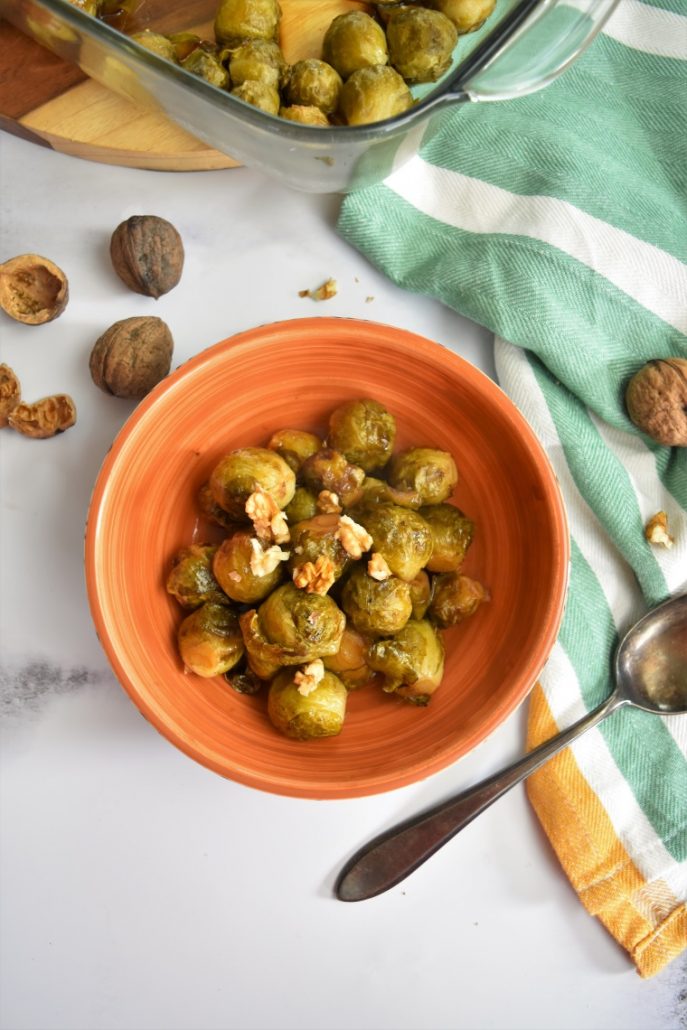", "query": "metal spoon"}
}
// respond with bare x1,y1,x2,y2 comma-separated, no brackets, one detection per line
336,593,687,902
